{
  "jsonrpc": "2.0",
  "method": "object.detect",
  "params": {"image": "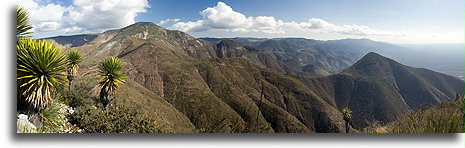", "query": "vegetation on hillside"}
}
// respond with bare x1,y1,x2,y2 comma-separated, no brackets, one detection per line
17,38,69,109
363,98,463,133
16,5,464,133
71,104,166,133
98,57,126,108
16,5,165,133
342,107,352,133
67,50,82,89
